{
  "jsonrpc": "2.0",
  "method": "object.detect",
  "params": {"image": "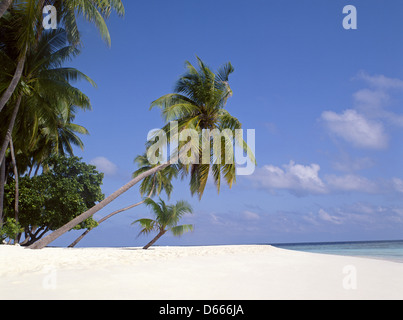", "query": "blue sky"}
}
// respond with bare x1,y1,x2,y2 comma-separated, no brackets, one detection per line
54,0,403,247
